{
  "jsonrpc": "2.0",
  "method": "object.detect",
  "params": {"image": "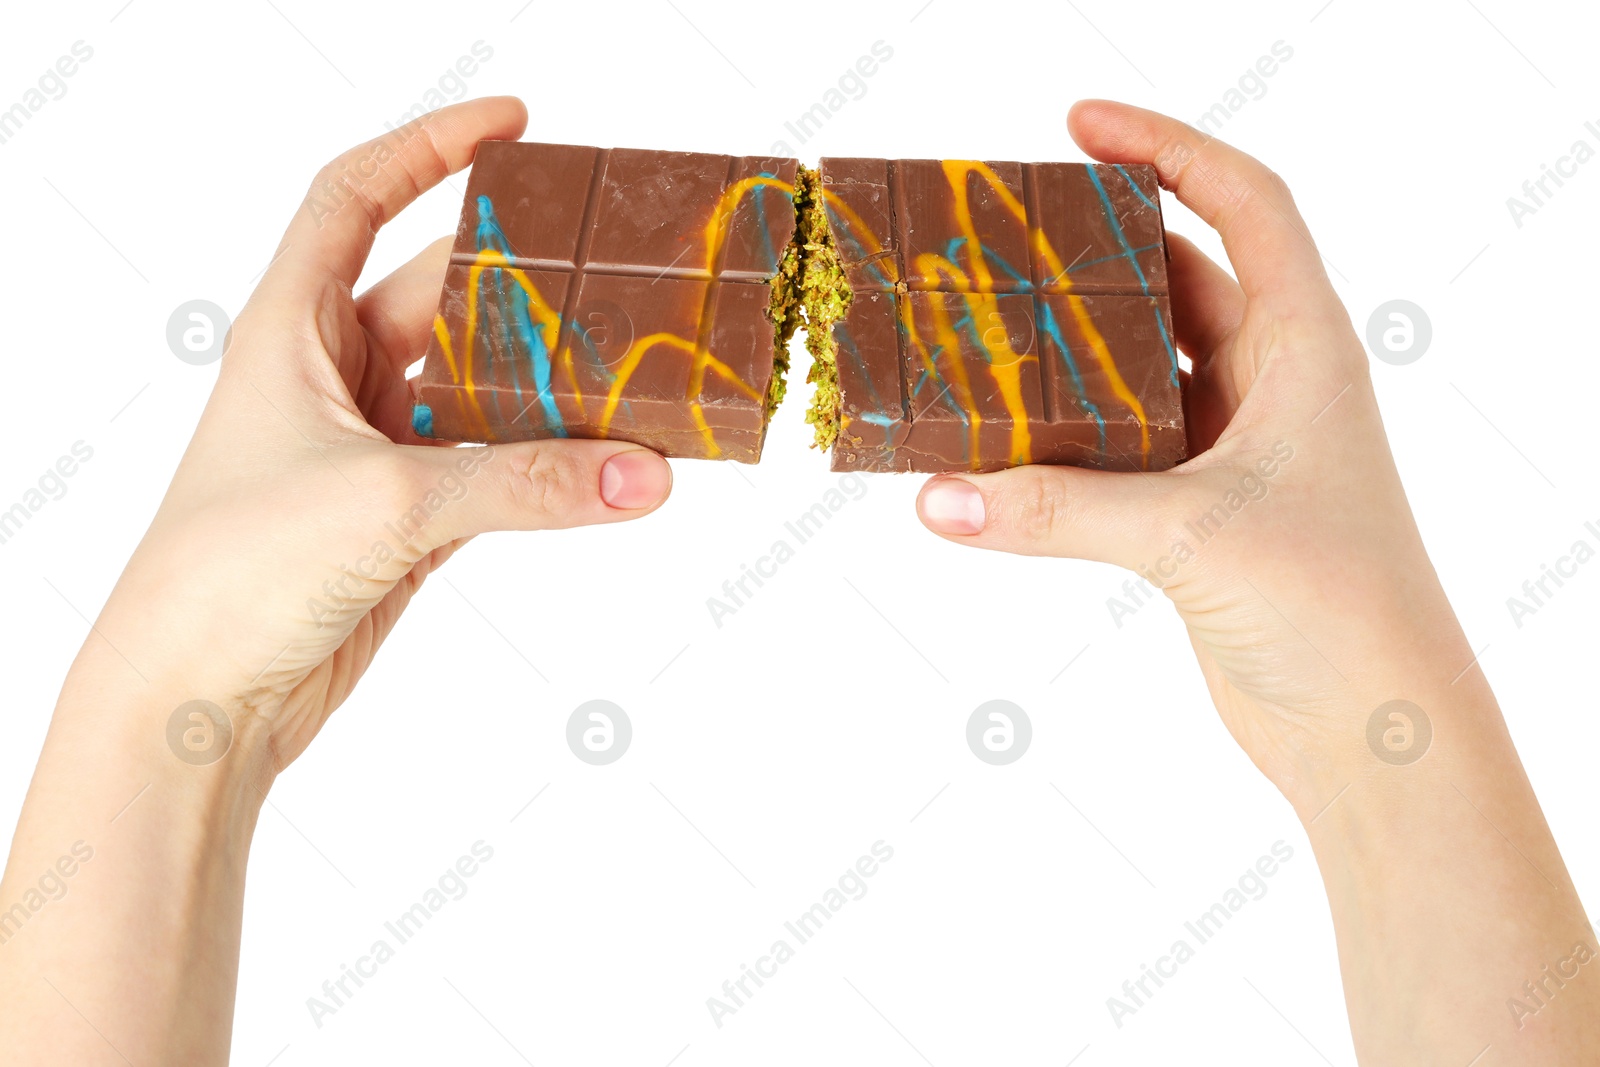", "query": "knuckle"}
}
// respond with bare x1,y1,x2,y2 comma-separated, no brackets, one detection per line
385,459,444,522
310,152,356,201
1258,165,1295,205
1004,468,1075,543
512,447,588,515
344,459,450,555
309,149,385,231
410,126,452,194
1213,168,1268,231
311,154,343,189
1155,135,1199,183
